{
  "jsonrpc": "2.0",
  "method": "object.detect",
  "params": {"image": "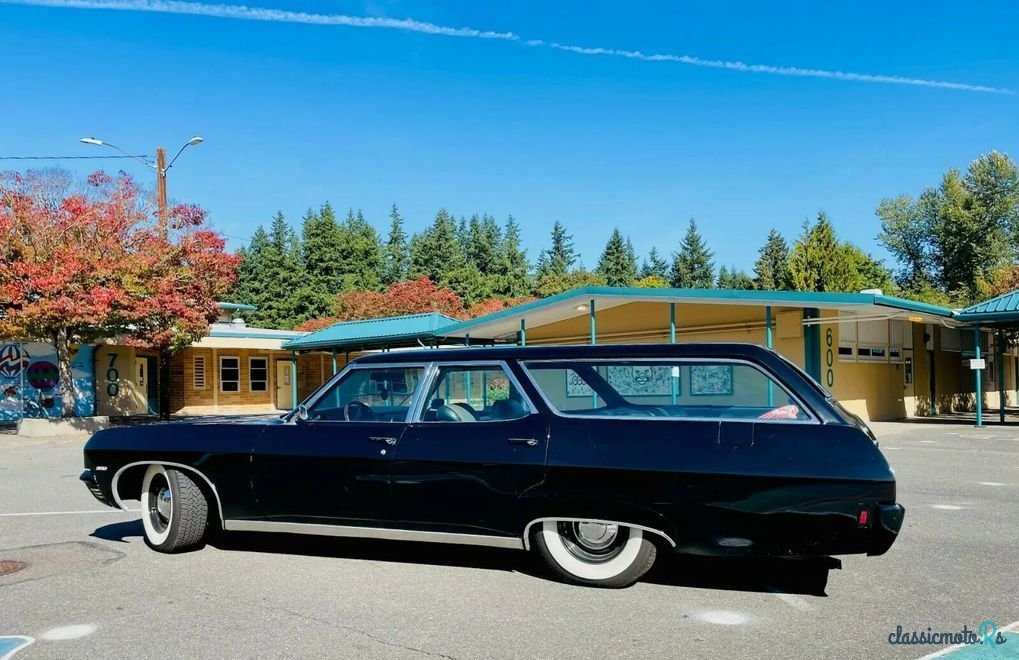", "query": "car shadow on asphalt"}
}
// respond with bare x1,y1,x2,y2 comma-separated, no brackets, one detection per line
91,520,833,595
